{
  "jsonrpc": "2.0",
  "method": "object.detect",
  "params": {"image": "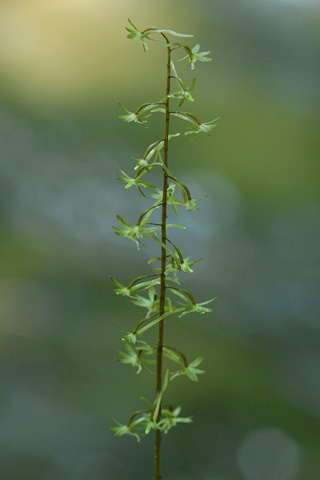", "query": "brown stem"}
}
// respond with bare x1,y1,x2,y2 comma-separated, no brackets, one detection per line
155,35,171,480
